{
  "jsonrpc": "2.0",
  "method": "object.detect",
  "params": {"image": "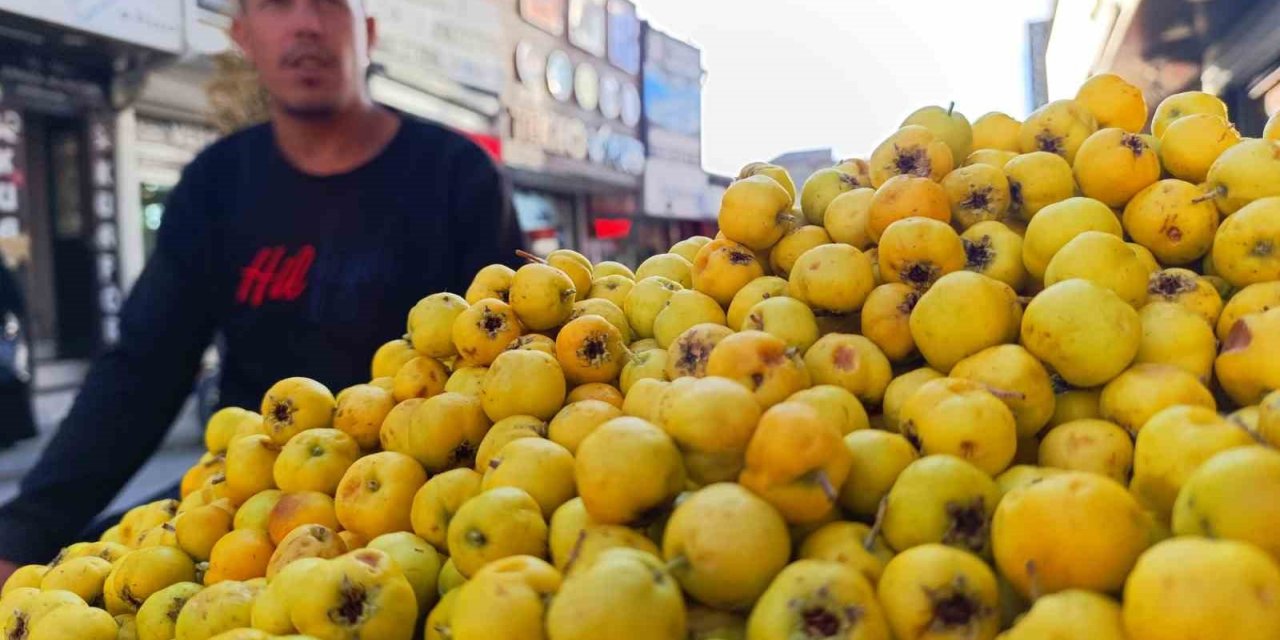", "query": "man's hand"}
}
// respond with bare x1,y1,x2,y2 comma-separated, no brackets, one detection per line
0,559,19,588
